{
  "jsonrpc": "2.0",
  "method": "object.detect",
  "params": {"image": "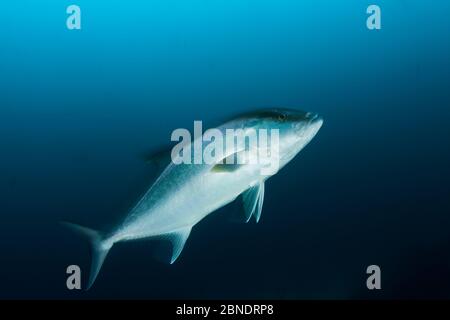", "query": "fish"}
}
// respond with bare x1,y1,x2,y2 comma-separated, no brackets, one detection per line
63,108,323,289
